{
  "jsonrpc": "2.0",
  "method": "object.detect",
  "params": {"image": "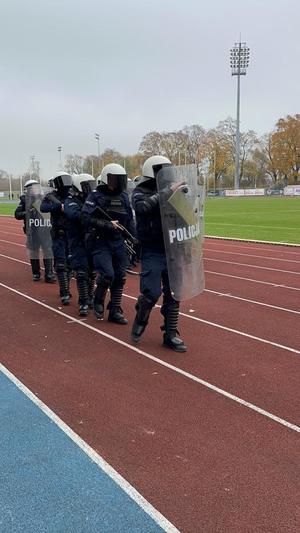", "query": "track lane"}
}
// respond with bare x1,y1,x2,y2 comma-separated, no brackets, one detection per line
1,254,299,427
1,284,299,533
